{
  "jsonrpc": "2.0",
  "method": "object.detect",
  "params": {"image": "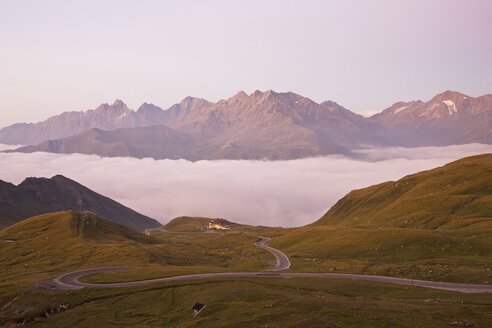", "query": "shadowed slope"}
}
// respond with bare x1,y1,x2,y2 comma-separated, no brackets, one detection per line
0,175,160,231
0,180,51,229
11,125,195,160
